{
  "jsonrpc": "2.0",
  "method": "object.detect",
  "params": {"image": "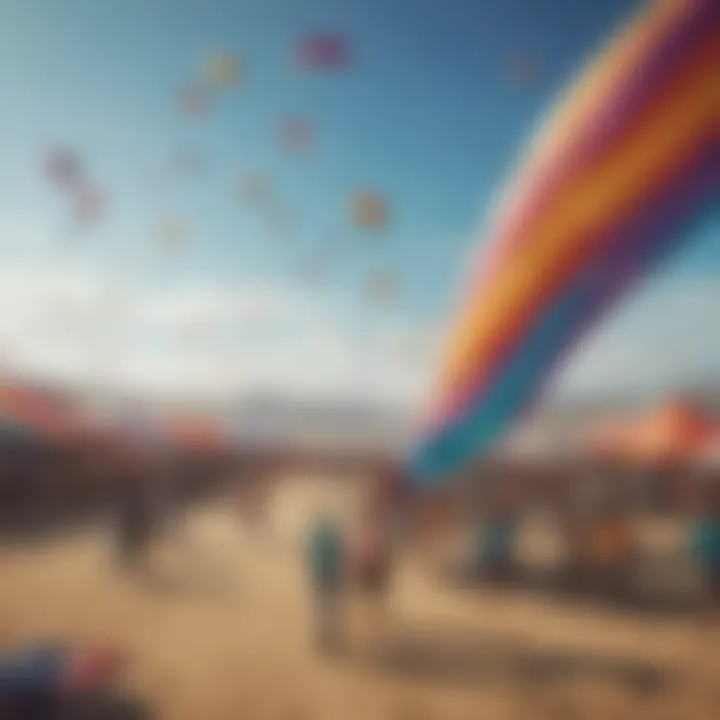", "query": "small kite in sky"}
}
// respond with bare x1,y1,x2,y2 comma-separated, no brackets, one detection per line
177,84,212,118
279,116,314,153
238,171,273,205
72,184,106,226
508,52,540,88
203,51,242,87
410,0,719,485
44,148,83,190
351,192,389,231
297,32,353,71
